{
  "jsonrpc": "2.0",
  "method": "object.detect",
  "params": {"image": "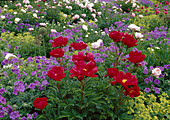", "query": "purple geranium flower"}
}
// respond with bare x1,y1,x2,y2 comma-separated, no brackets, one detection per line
0,88,7,94
155,88,160,94
144,88,150,93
